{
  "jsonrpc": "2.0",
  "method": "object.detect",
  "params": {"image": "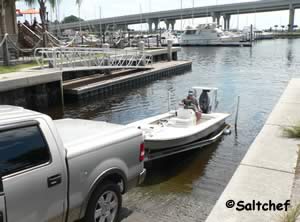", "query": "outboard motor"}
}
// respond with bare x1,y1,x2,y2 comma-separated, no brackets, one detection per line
199,90,211,114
